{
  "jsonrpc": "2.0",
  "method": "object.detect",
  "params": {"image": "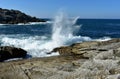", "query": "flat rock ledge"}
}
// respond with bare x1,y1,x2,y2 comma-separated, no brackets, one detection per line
1,39,120,79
